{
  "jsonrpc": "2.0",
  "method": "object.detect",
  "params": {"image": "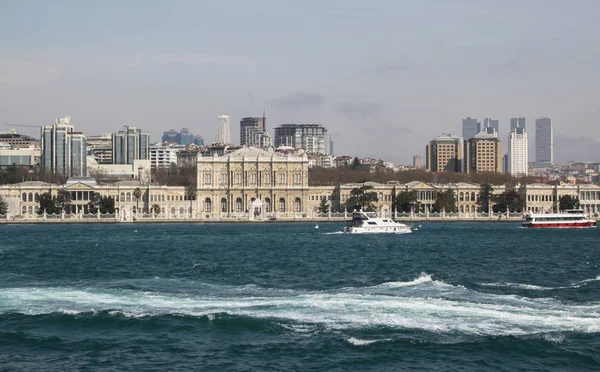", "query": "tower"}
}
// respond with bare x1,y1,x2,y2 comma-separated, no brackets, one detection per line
217,114,230,144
